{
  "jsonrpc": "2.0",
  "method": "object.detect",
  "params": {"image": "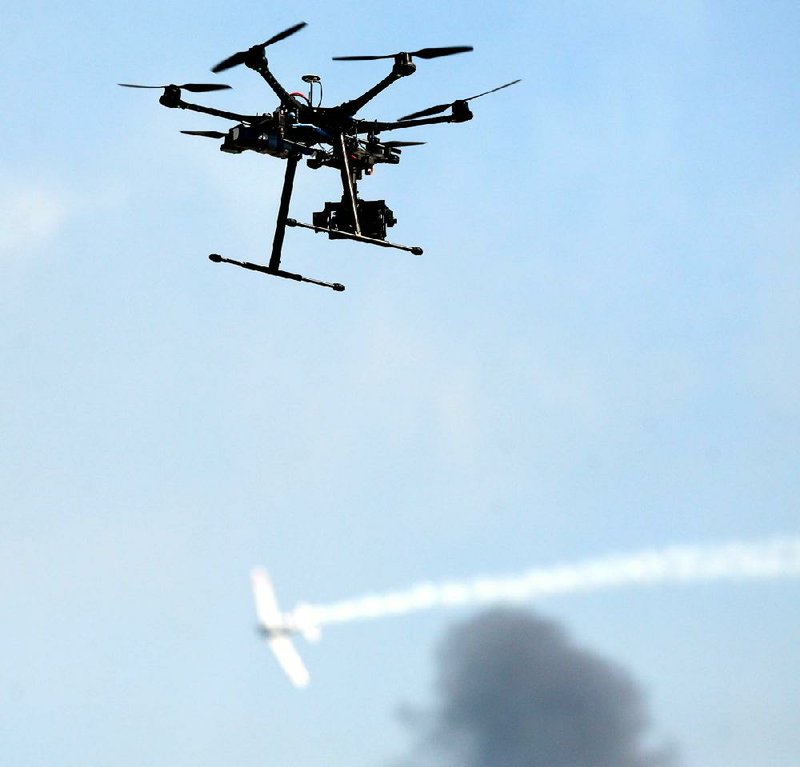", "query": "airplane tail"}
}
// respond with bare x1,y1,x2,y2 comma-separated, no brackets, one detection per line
250,567,319,688
299,620,322,643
